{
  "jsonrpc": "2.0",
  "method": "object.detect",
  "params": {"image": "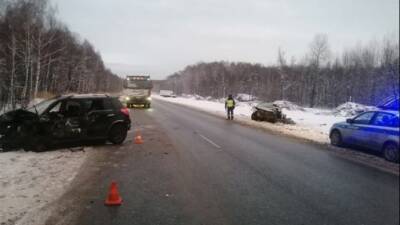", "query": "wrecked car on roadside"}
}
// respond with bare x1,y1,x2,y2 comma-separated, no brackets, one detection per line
0,94,131,152
251,102,295,124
